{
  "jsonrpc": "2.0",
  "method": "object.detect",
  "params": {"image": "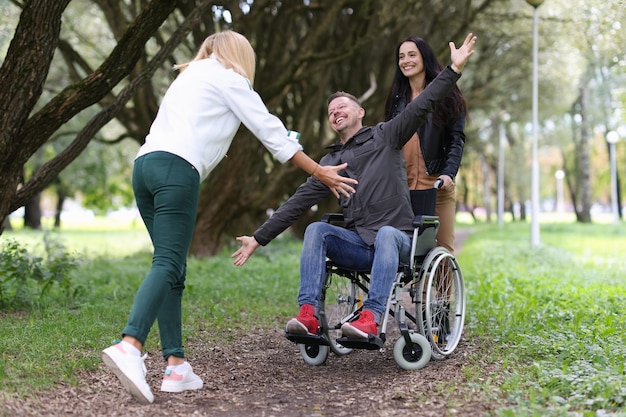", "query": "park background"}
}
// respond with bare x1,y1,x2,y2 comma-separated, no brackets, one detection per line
1,1,626,416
